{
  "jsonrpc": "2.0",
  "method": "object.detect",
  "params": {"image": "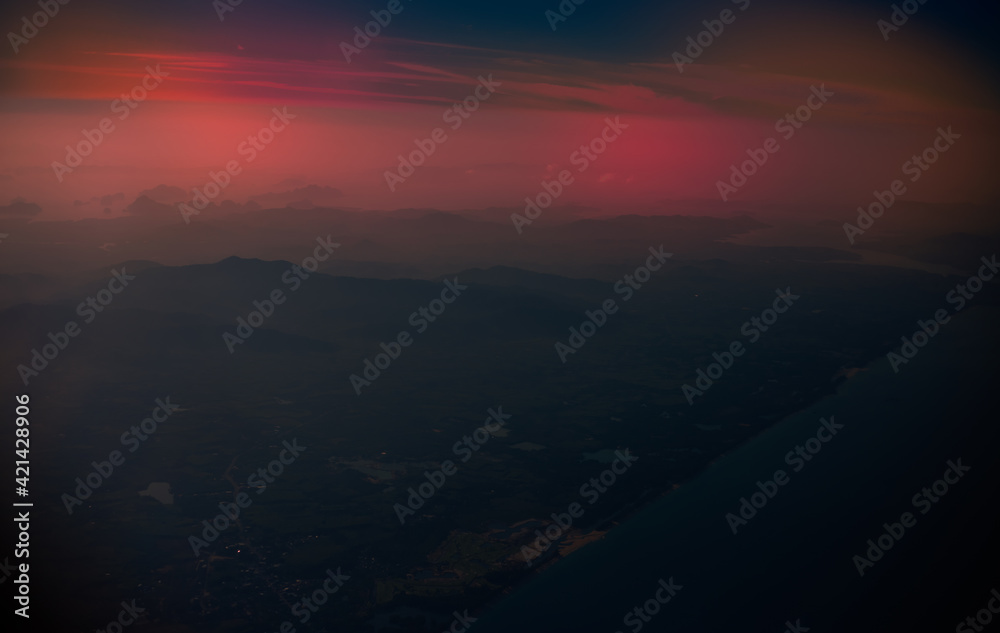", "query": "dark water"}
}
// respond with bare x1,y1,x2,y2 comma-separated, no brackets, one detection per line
475,307,1000,633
